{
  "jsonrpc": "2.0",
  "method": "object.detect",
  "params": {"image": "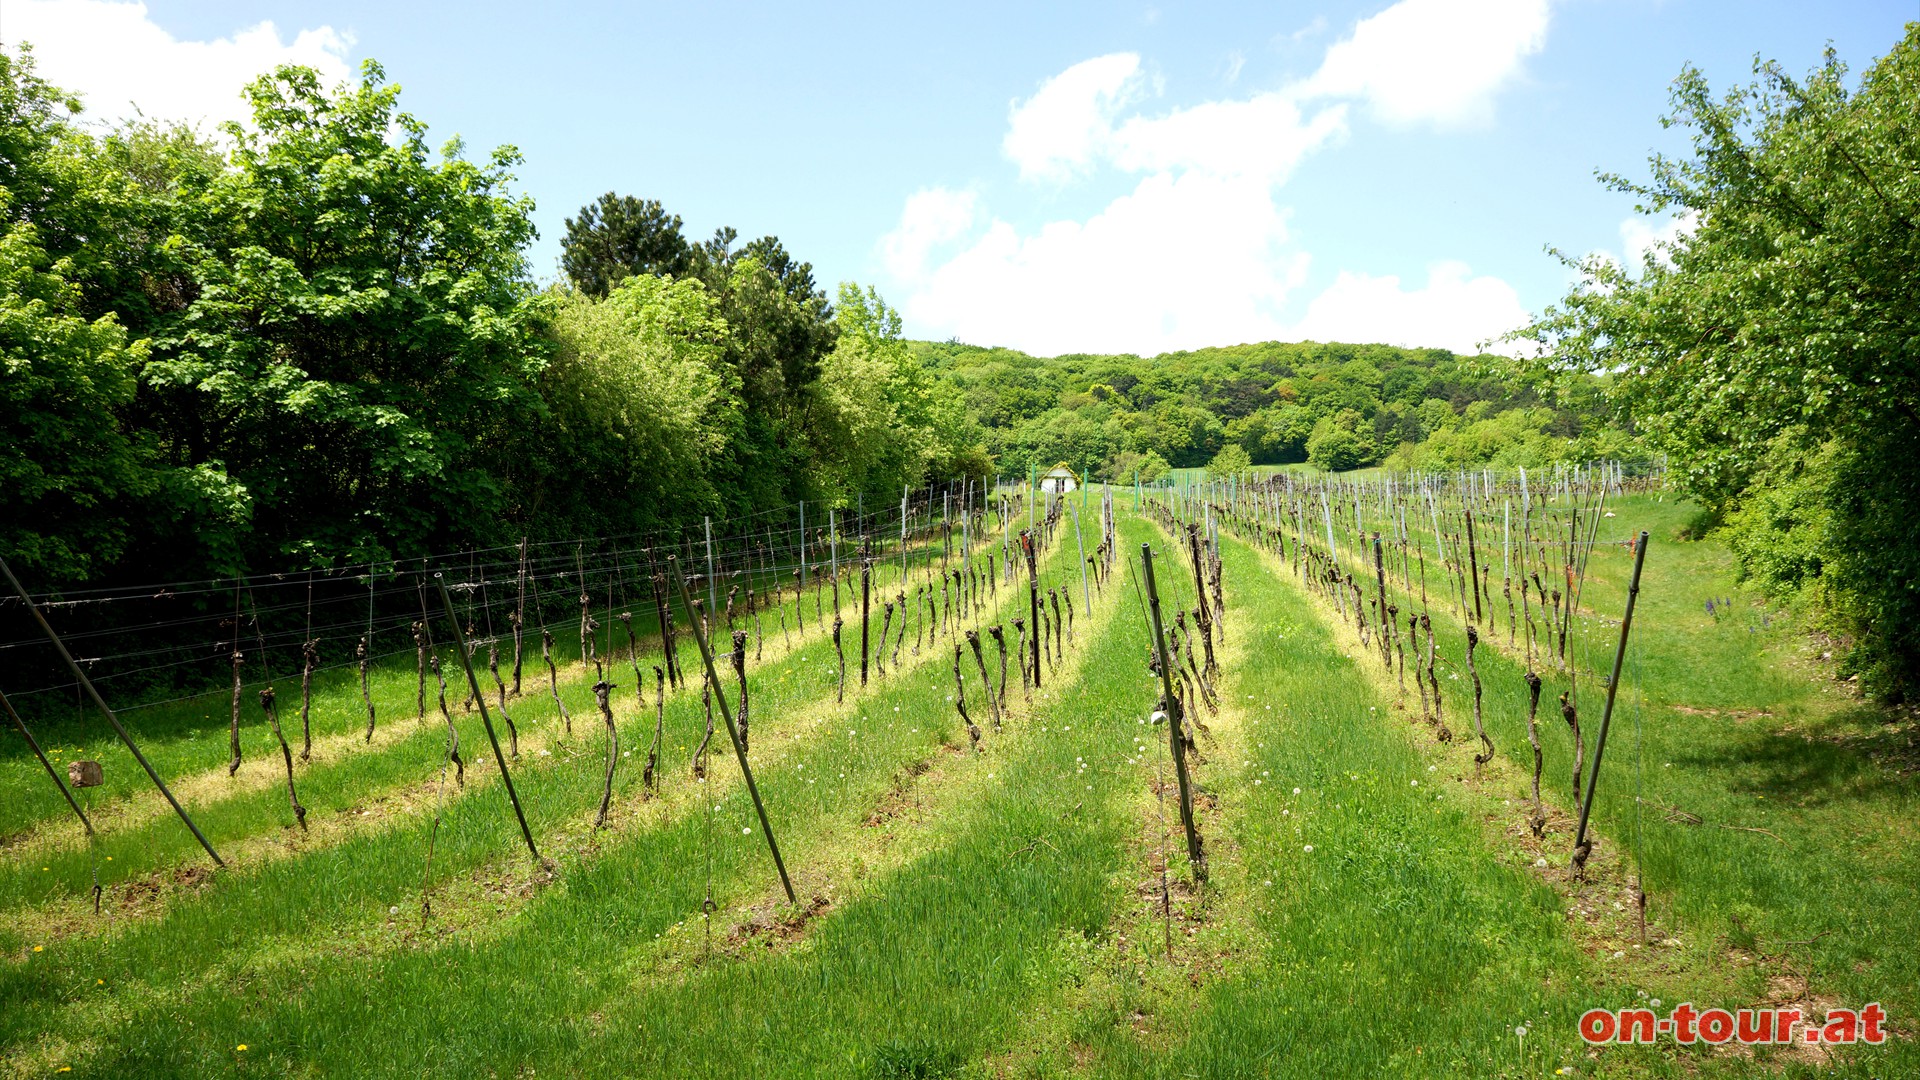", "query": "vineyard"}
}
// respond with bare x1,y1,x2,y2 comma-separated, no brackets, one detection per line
1,469,1910,1078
